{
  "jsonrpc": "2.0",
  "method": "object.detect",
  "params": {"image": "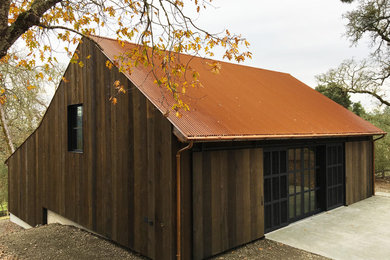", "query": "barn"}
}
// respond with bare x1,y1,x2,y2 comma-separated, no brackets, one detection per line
6,36,385,260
